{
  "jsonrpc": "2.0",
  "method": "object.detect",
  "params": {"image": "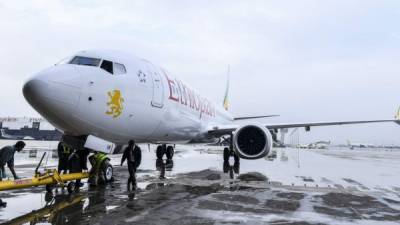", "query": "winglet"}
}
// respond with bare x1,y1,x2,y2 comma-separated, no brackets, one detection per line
395,106,400,120
395,106,400,125
223,66,230,111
